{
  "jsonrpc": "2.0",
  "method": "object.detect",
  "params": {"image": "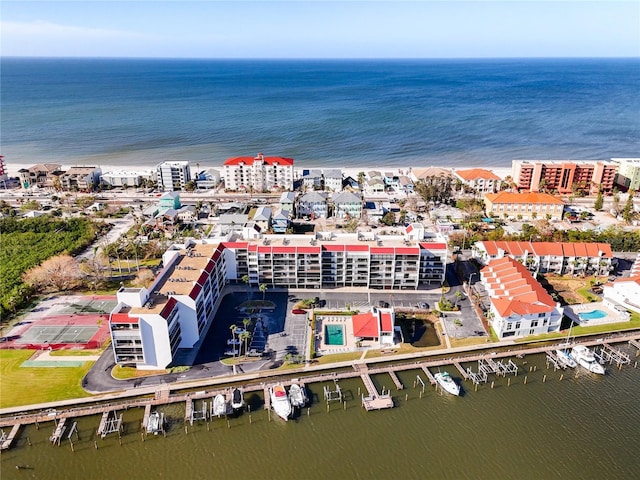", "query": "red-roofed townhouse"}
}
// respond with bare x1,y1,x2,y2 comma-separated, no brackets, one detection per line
480,257,563,339
351,307,396,347
603,277,640,315
223,153,294,192
472,241,614,276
